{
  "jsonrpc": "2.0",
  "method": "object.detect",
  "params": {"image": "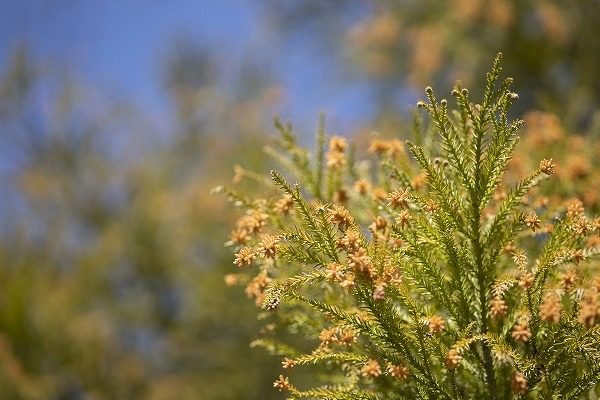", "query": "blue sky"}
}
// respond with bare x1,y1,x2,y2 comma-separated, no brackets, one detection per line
0,0,376,135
